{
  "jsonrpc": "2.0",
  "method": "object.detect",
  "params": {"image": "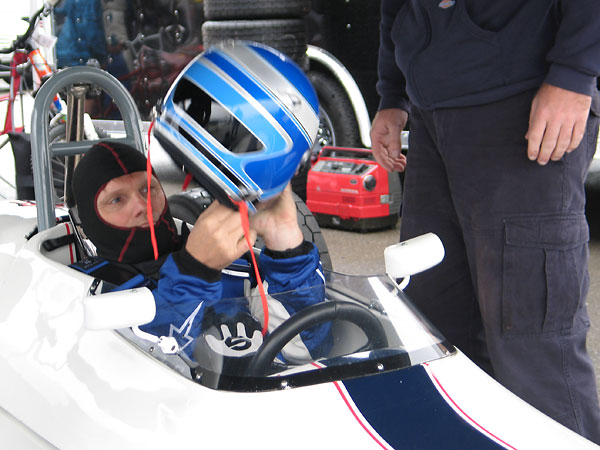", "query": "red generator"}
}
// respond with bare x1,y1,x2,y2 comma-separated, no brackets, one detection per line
306,146,402,231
